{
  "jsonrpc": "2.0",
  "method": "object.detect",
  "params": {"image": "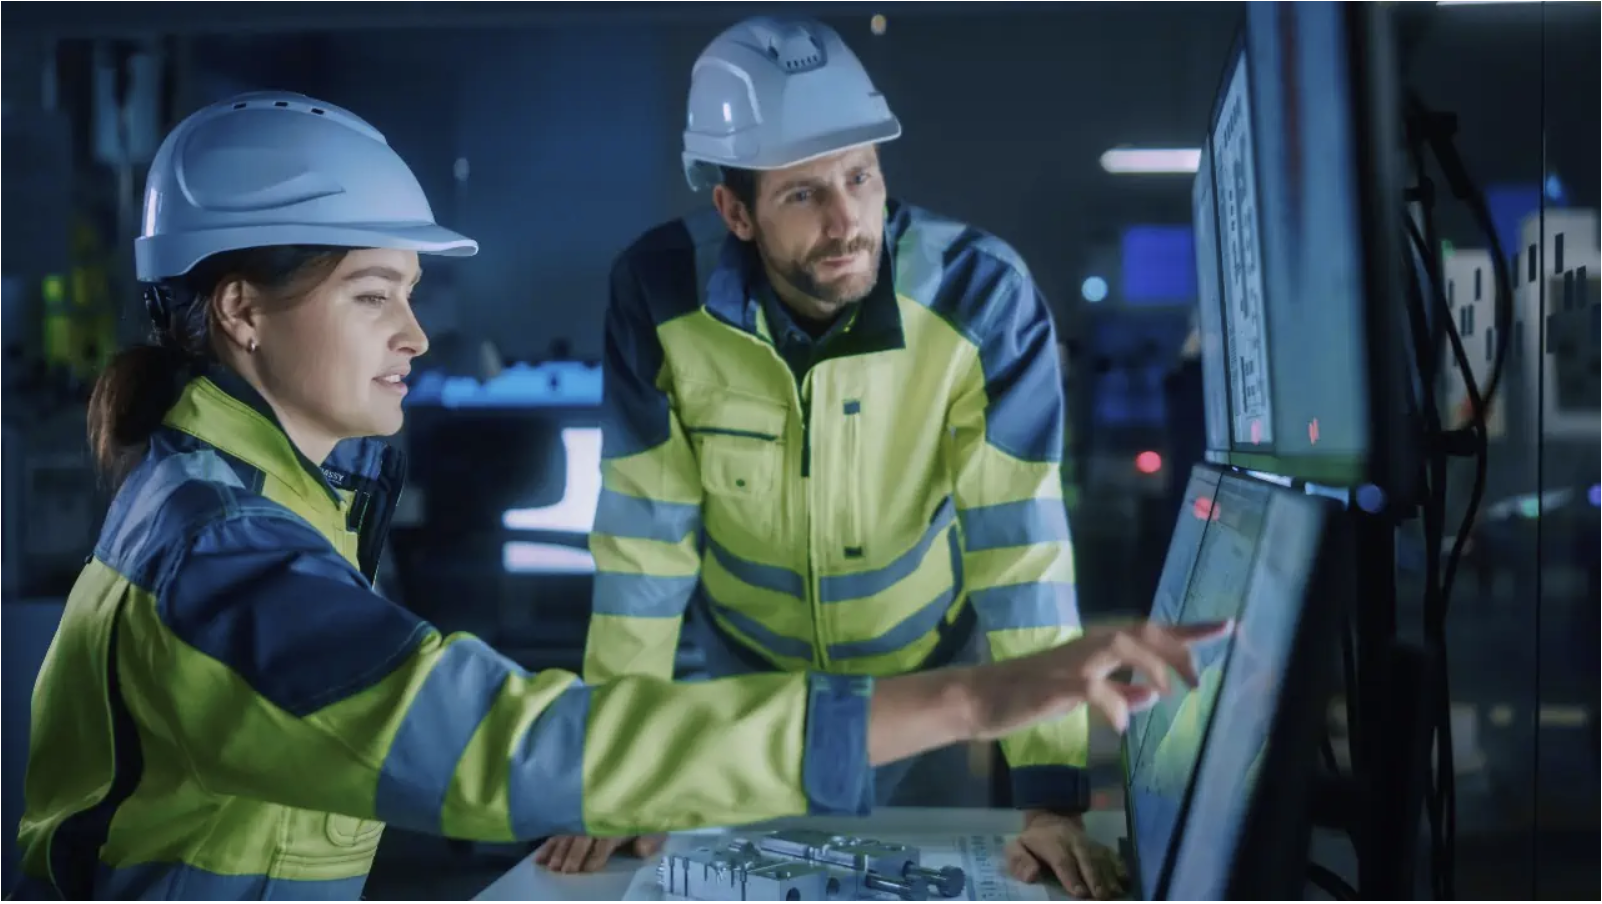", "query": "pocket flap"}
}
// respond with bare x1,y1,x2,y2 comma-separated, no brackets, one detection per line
679,384,790,442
